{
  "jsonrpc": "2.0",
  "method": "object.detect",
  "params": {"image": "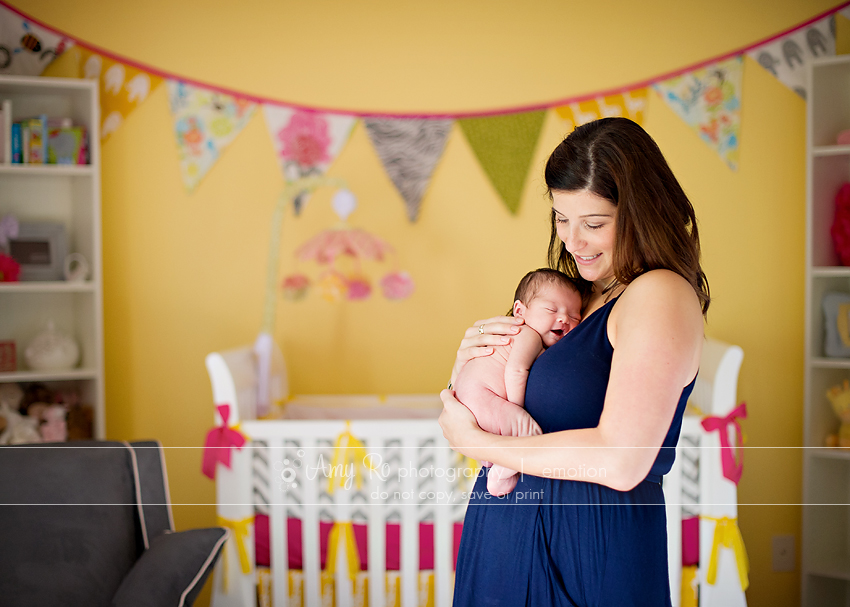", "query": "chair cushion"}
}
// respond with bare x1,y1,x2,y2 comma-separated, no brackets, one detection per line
111,528,228,607
129,440,174,542
0,442,142,606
